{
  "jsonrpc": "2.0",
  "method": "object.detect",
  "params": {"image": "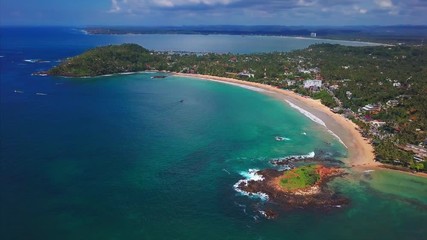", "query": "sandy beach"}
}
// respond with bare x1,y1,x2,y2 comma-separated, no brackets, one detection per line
174,73,379,169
